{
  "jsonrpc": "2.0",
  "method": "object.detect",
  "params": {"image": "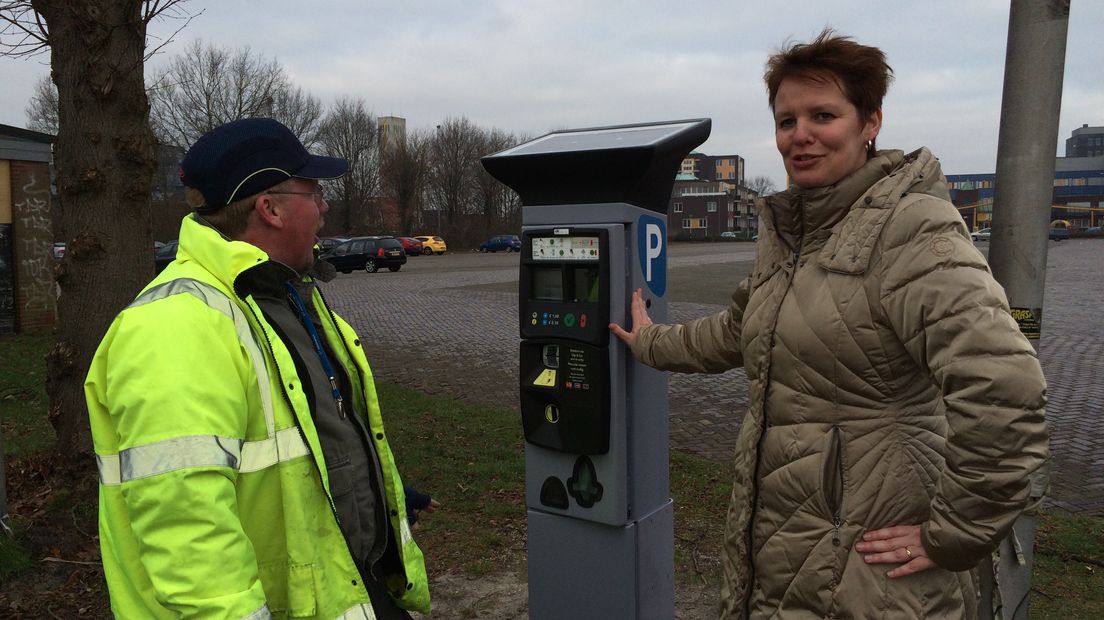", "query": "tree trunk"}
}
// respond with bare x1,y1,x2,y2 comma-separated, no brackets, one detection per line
34,0,157,458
